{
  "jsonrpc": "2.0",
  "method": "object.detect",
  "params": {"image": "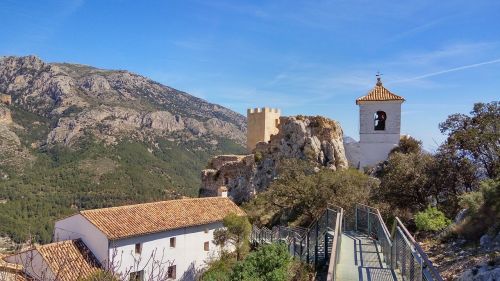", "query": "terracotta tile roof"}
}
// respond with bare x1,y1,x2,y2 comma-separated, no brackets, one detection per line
356,81,405,104
80,197,246,240
36,239,101,281
1,256,30,281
